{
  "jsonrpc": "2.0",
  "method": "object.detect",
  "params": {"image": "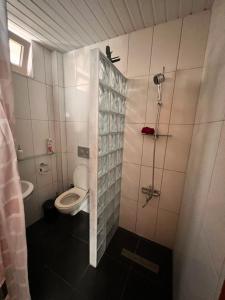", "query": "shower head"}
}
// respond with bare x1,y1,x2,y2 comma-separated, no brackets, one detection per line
153,73,165,85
